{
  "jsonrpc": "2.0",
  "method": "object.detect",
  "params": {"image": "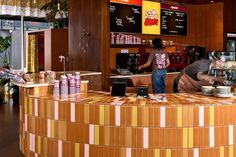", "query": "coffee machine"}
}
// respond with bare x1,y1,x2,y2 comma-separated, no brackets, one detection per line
116,53,142,74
